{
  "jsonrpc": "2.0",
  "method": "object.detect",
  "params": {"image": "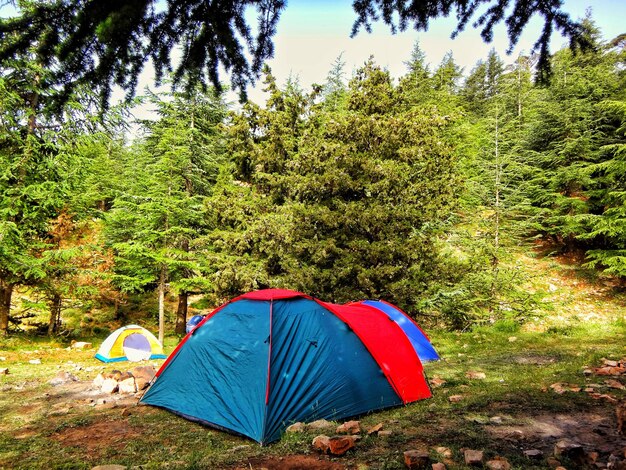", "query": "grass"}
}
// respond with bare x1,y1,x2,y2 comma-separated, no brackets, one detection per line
1,253,625,469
